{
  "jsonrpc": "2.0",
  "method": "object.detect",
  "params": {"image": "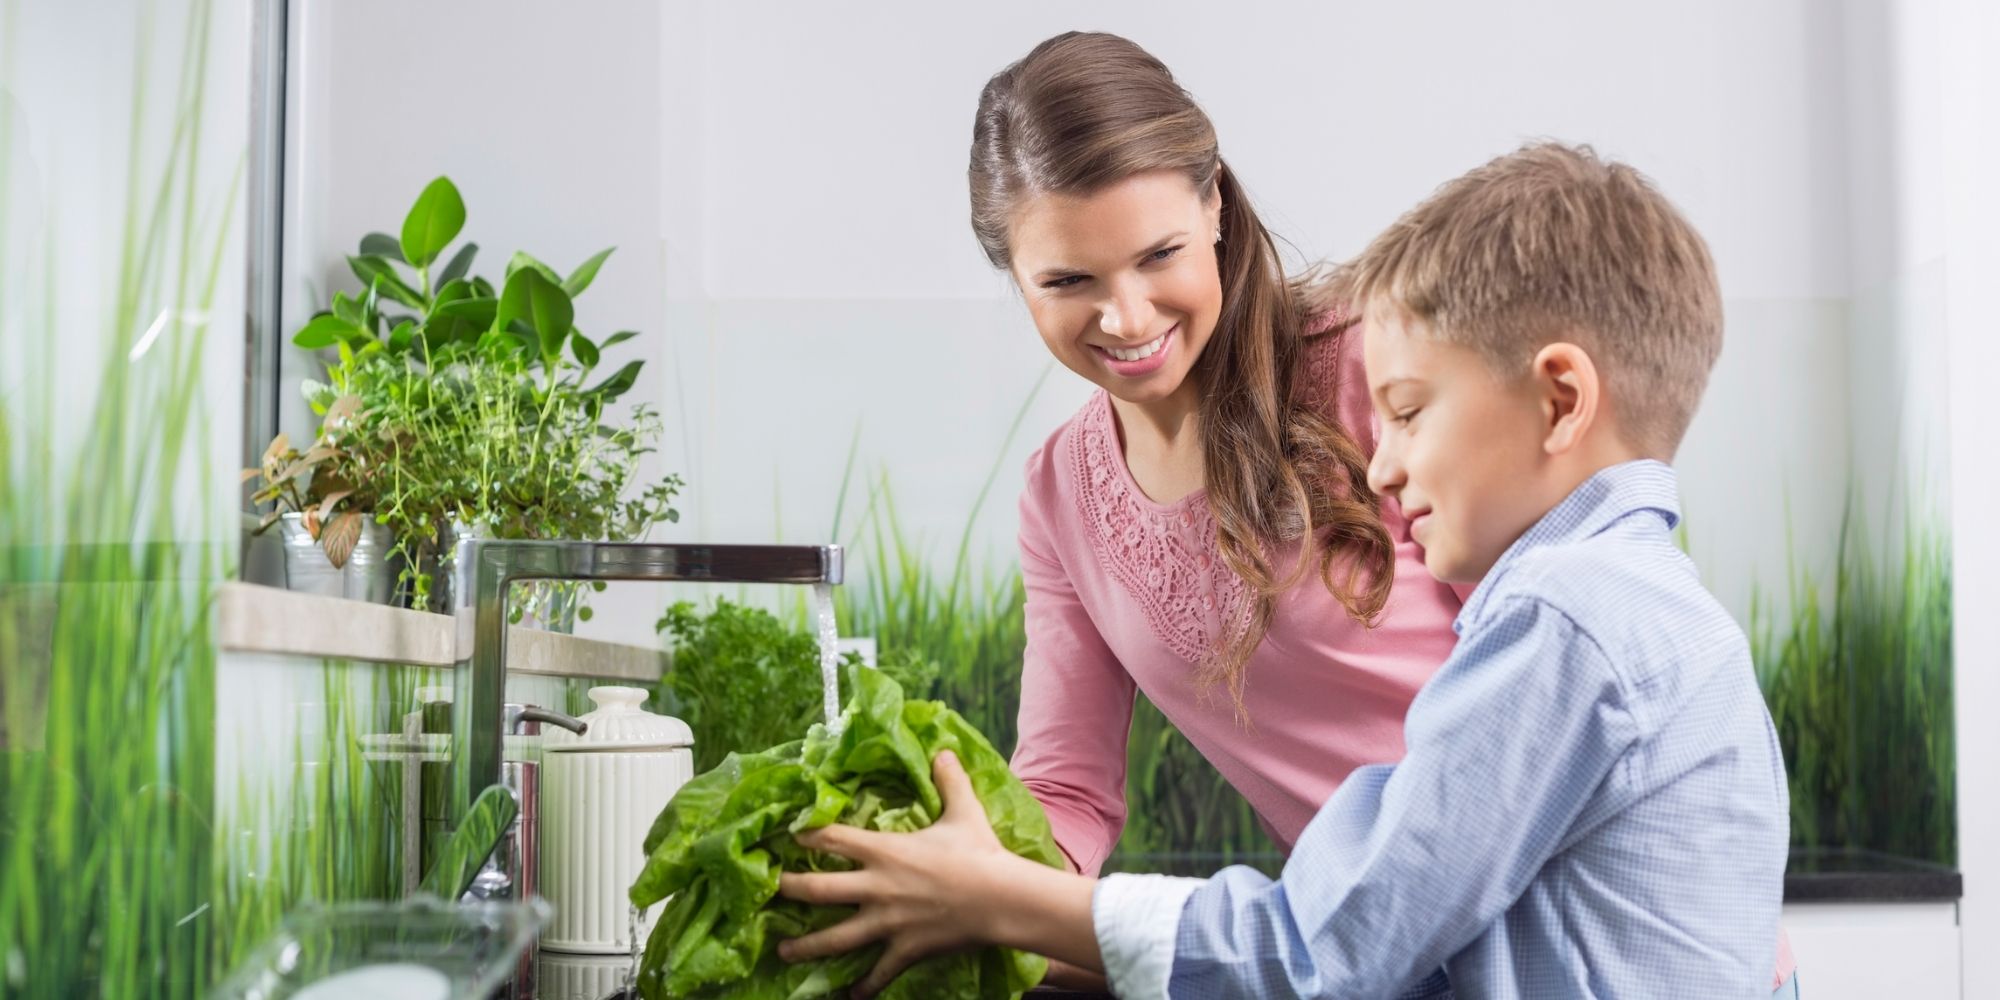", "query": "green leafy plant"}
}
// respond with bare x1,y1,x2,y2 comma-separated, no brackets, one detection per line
285,176,681,614
657,598,937,773
293,176,634,388
2,3,237,992
630,665,1061,1000
216,661,425,967
1753,497,1955,864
